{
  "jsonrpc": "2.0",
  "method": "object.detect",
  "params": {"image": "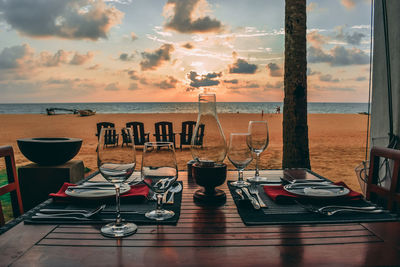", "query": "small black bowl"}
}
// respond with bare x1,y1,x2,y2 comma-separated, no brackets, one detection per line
17,137,82,166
